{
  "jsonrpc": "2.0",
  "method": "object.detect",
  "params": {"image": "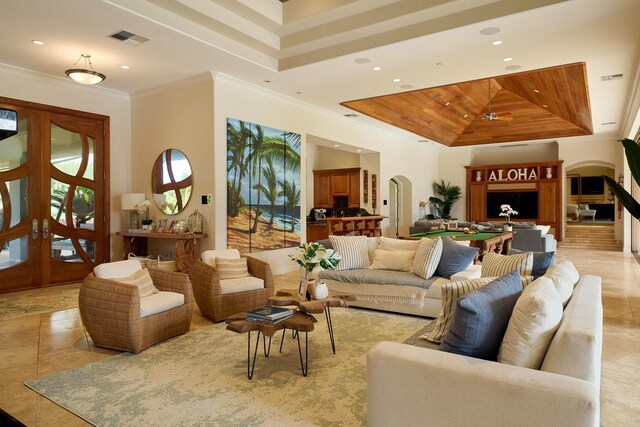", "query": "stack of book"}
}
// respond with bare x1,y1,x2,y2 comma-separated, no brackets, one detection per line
247,306,294,323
